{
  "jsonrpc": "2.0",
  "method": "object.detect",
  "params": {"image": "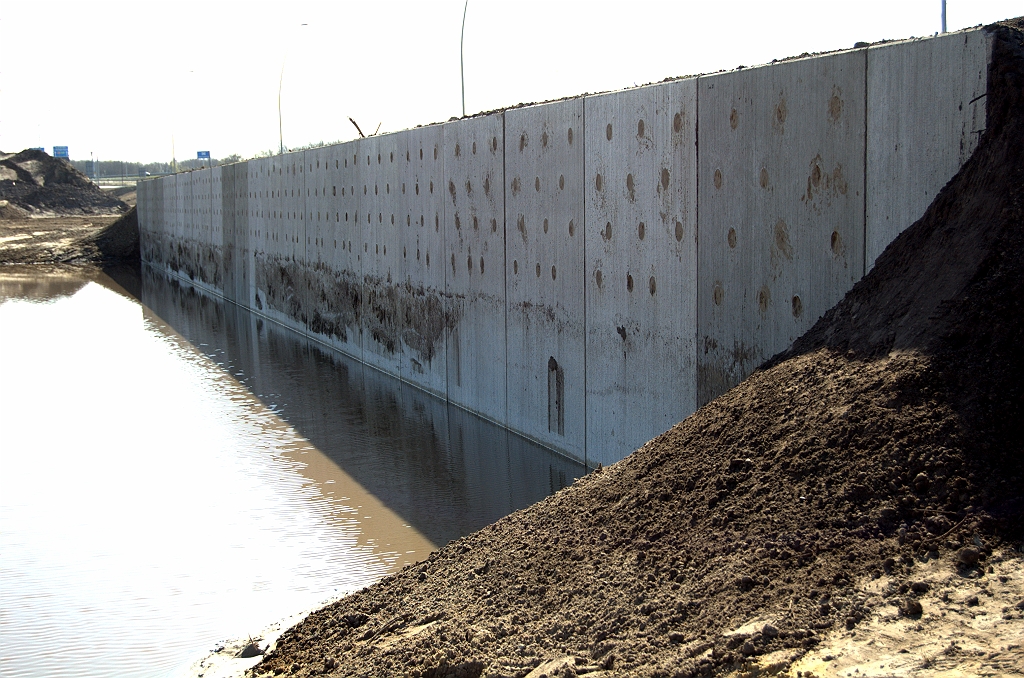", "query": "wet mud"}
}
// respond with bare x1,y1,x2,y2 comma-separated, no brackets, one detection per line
1,209,138,266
